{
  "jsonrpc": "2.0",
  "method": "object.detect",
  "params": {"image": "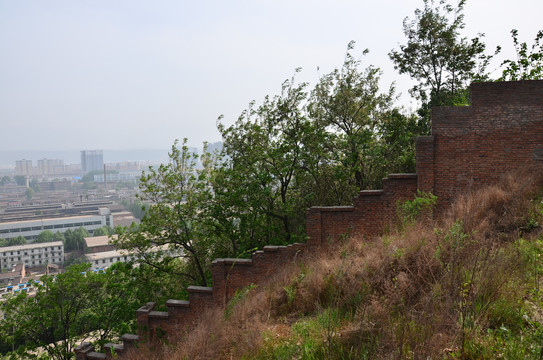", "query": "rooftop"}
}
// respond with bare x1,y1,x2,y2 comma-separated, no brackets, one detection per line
84,235,118,248
0,241,63,253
